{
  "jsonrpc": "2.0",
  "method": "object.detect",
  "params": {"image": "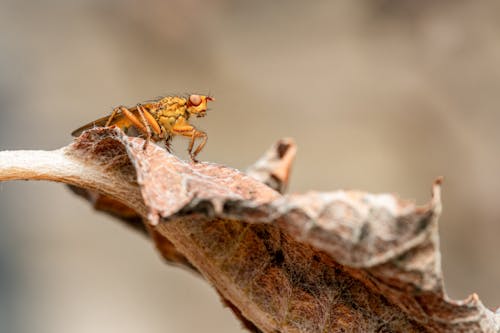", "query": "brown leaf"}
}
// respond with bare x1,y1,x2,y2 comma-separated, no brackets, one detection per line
0,127,498,332
246,137,296,194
